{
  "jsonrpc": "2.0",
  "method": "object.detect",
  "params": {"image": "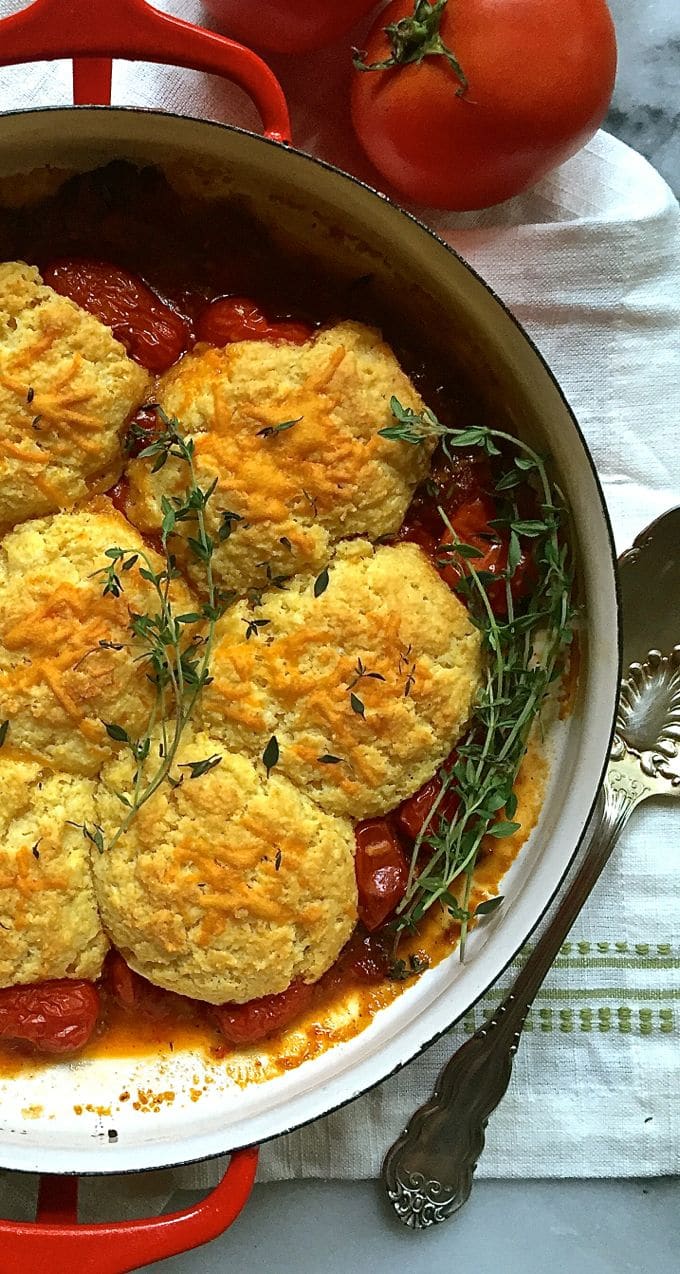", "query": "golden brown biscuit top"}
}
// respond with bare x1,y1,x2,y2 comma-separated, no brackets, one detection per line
123,321,434,597
0,262,150,531
0,501,194,774
94,734,358,1003
201,540,482,818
